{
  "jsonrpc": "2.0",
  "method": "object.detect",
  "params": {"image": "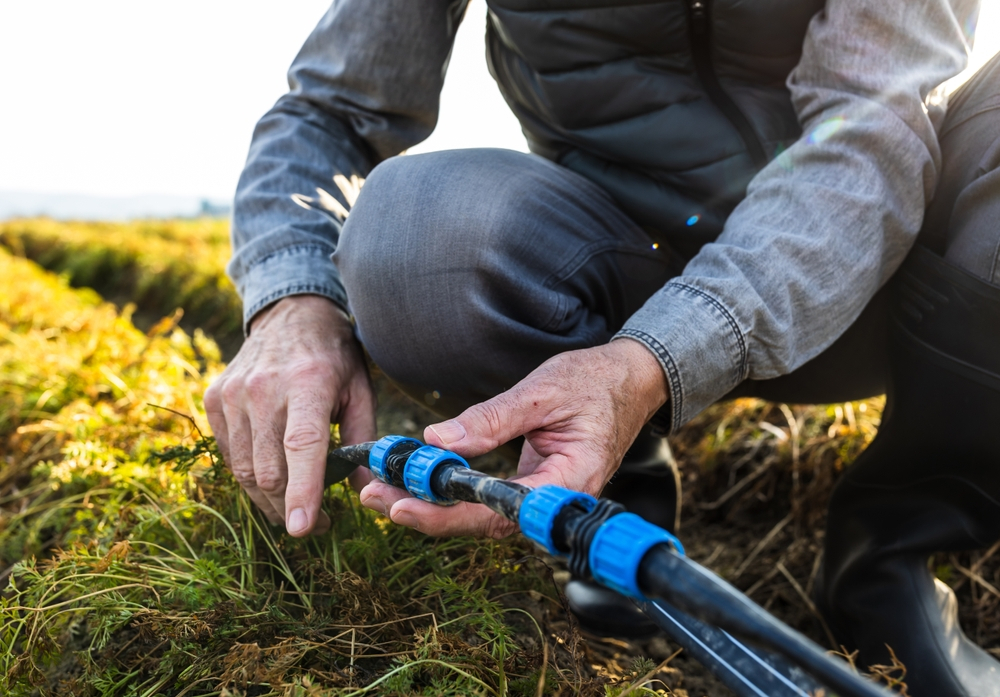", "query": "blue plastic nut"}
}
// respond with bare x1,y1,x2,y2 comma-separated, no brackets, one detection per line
589,513,685,599
369,435,422,483
519,485,598,555
402,445,470,504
